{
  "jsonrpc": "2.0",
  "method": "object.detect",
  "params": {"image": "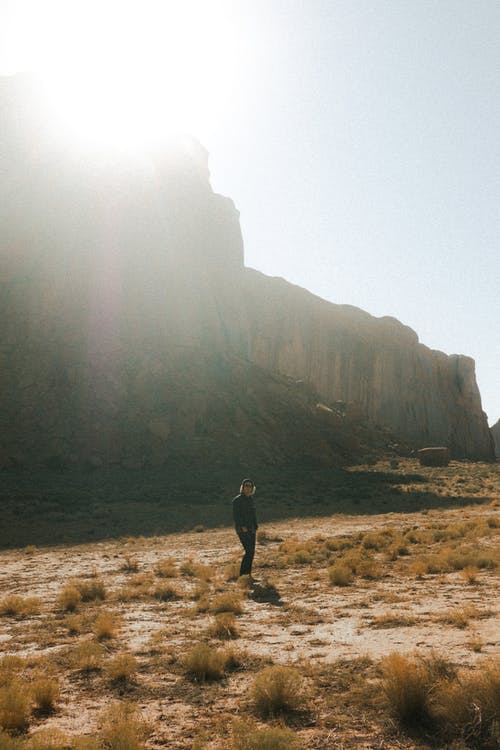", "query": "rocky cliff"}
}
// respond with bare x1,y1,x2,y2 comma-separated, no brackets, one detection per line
0,74,494,468
491,420,500,459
